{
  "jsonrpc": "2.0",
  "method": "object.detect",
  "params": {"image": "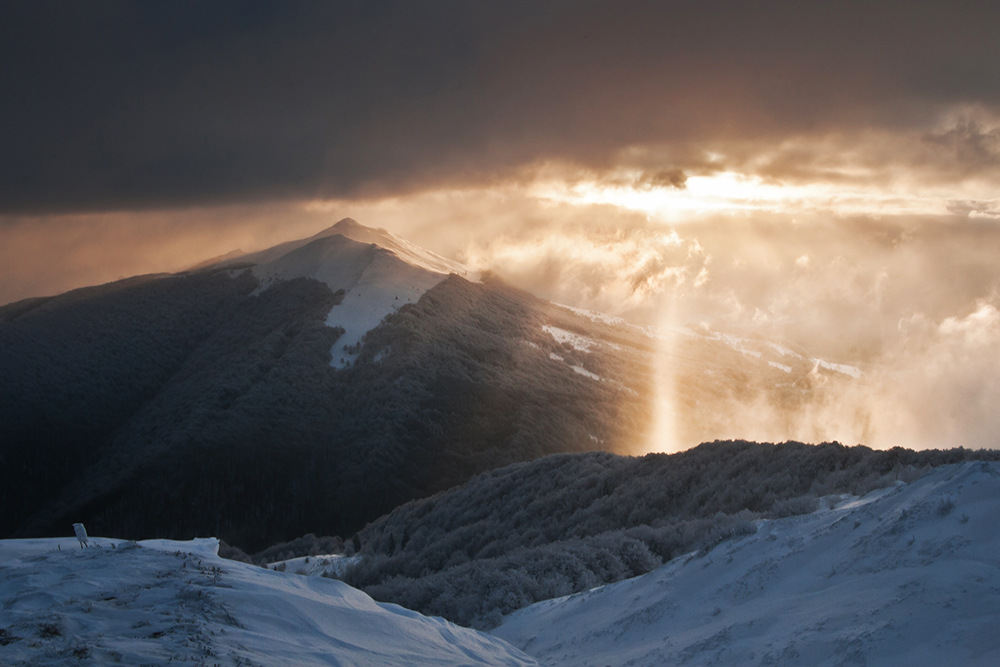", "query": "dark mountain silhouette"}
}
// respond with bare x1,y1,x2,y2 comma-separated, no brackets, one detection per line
0,221,652,551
